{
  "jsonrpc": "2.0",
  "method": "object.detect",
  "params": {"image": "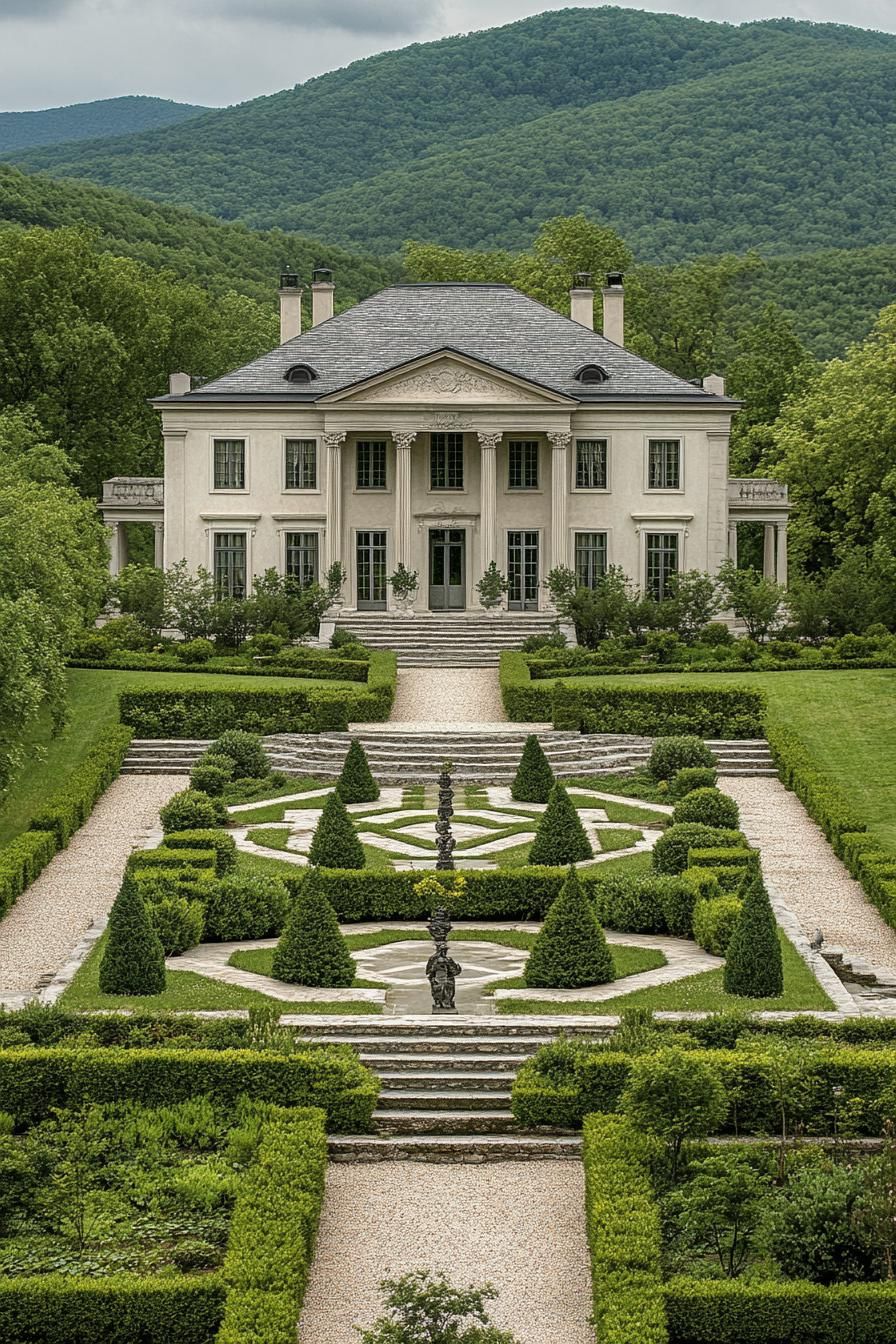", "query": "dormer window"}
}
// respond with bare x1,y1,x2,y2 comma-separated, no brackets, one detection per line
574,363,609,385
284,364,317,384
